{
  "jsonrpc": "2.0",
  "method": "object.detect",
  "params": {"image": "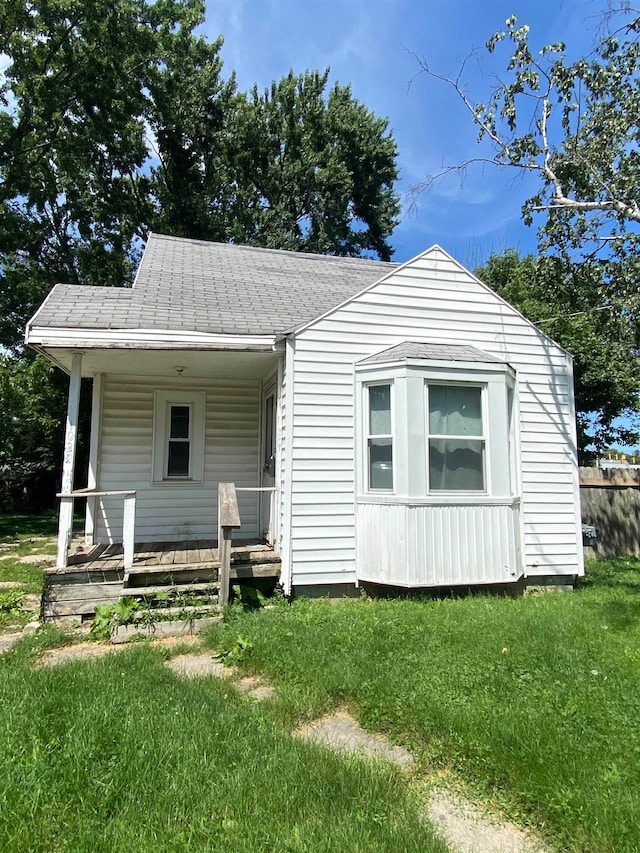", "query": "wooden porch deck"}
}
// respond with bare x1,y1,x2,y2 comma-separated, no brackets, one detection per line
43,539,281,620
51,539,280,578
